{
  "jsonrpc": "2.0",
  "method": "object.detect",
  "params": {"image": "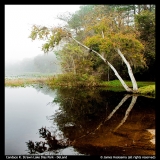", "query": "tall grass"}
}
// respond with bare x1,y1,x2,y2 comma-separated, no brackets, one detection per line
5,77,48,87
